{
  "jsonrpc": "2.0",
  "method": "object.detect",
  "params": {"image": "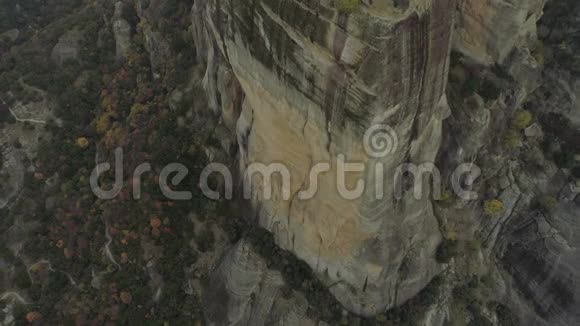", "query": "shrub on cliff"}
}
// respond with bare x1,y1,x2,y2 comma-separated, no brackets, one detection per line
195,228,215,252
554,151,576,169
503,129,522,148
436,239,458,263
571,166,580,179
535,195,558,213
337,0,360,13
531,40,545,65
492,302,519,326
479,79,501,101
512,109,533,130
484,199,504,217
